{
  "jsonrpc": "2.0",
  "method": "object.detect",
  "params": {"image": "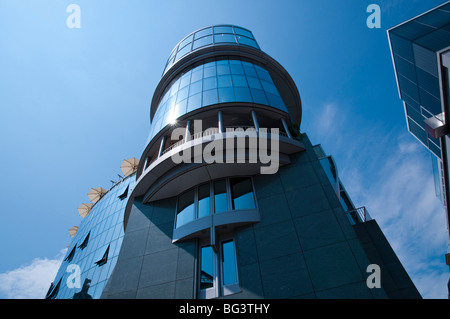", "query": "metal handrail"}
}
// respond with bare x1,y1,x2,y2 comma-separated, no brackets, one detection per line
346,206,372,224
145,126,294,171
